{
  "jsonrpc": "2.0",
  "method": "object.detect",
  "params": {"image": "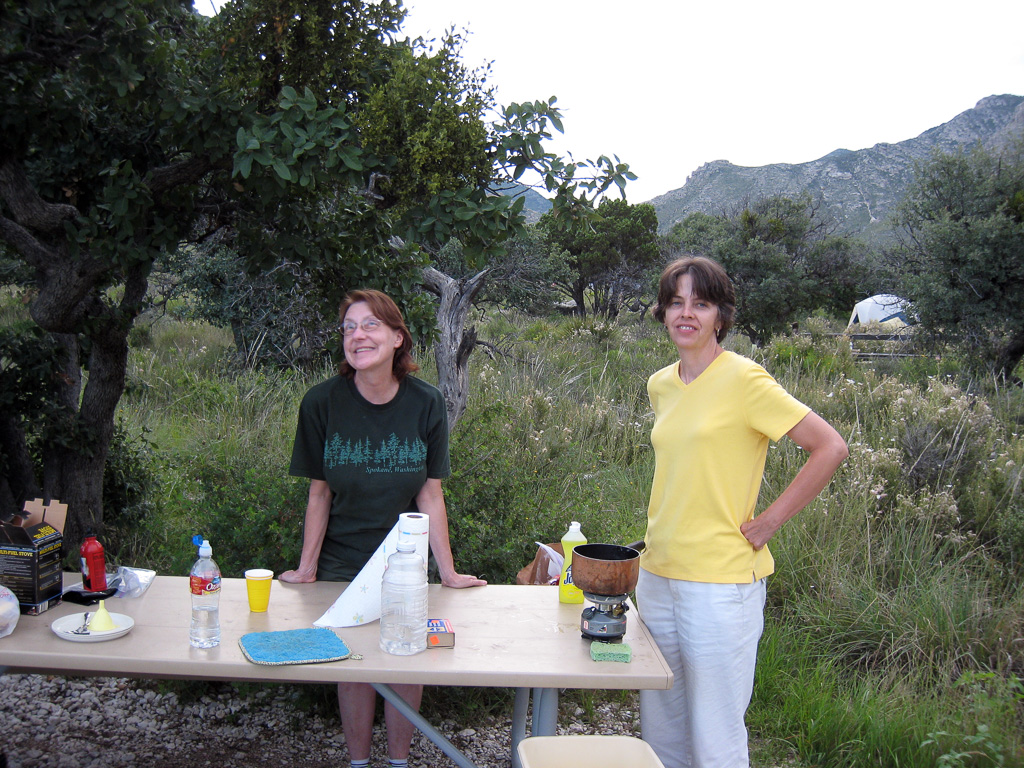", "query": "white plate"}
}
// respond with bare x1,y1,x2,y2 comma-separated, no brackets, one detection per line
51,611,135,643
